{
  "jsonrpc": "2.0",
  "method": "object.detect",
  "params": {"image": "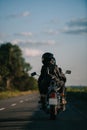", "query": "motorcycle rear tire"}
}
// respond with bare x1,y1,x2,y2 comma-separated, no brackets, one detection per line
50,105,57,120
